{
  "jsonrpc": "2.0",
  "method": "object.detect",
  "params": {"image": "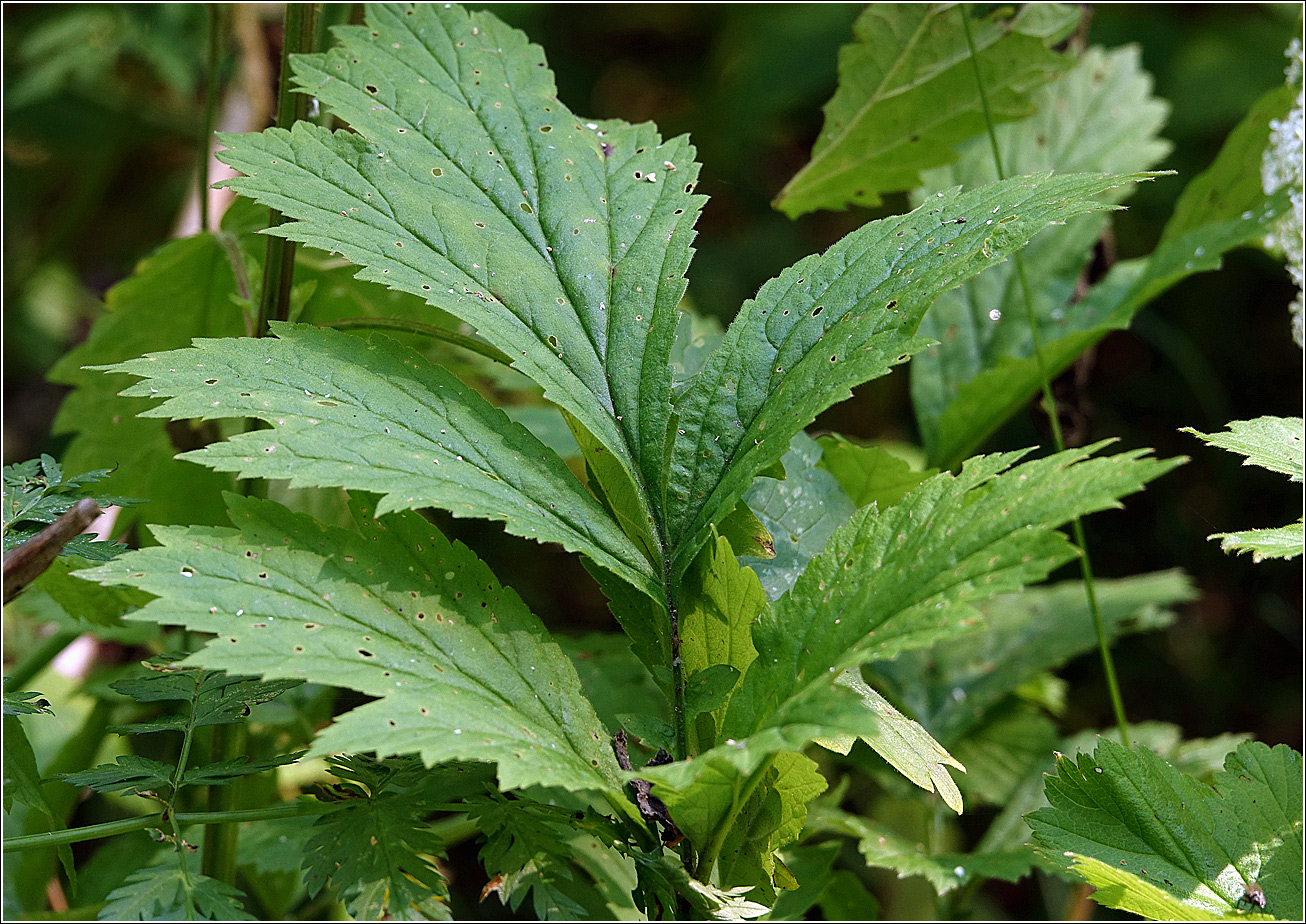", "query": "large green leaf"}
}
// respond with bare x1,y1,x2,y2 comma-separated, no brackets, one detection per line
723,443,1181,741
910,44,1171,466
216,3,704,553
78,494,623,795
917,76,1296,468
98,322,659,598
1185,417,1305,561
774,3,1079,216
1028,739,1303,921
667,172,1144,575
